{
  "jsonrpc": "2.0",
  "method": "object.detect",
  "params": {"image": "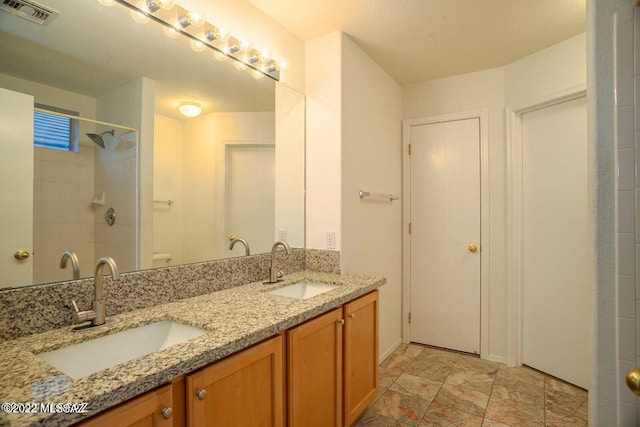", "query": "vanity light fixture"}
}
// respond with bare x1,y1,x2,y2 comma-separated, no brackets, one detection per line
178,102,202,118
102,0,285,81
